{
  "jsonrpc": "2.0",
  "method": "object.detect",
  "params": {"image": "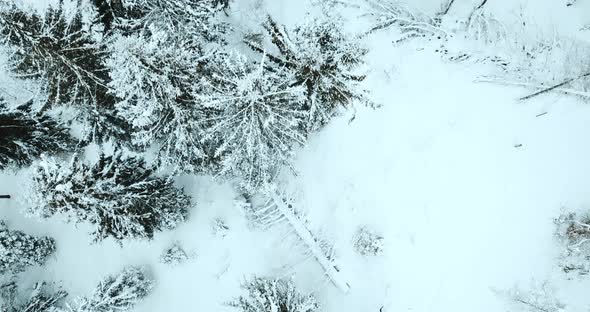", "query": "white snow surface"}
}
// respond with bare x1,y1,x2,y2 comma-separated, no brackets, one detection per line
2,0,590,311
